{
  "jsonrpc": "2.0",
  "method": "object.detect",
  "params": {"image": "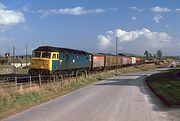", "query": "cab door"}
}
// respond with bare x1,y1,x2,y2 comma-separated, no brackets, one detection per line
52,52,60,71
